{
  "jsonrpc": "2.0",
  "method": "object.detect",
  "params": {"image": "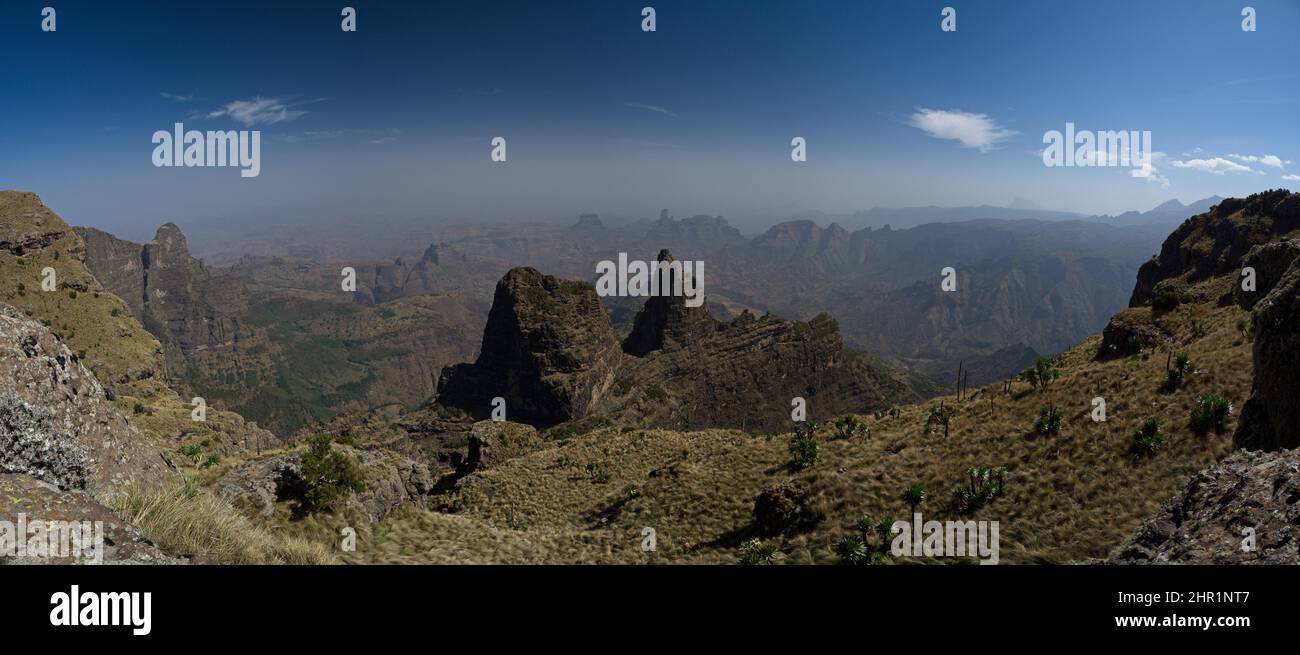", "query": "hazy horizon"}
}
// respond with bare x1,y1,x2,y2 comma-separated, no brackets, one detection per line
4,0,1298,239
